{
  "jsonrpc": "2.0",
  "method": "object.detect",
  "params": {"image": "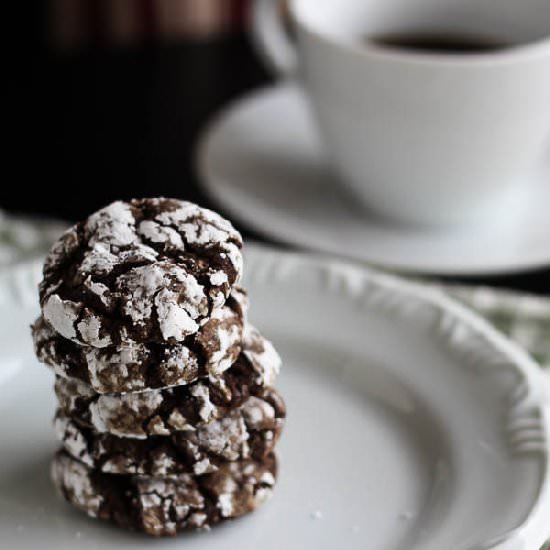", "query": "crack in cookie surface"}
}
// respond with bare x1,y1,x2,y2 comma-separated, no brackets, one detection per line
55,387,285,476
54,326,282,439
33,288,248,393
51,450,277,536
